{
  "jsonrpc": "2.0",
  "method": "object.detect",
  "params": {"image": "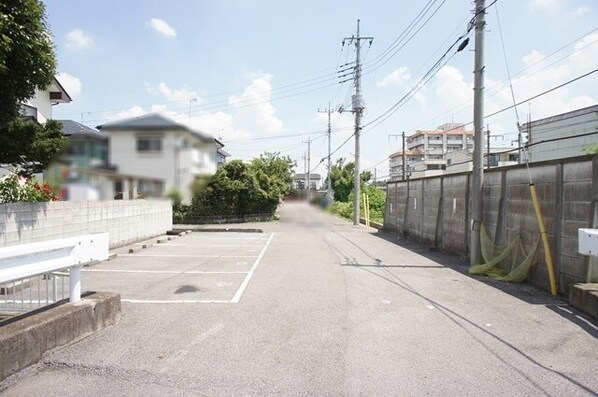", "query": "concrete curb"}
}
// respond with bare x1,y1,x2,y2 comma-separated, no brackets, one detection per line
0,291,121,381
569,283,598,320
173,227,263,233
